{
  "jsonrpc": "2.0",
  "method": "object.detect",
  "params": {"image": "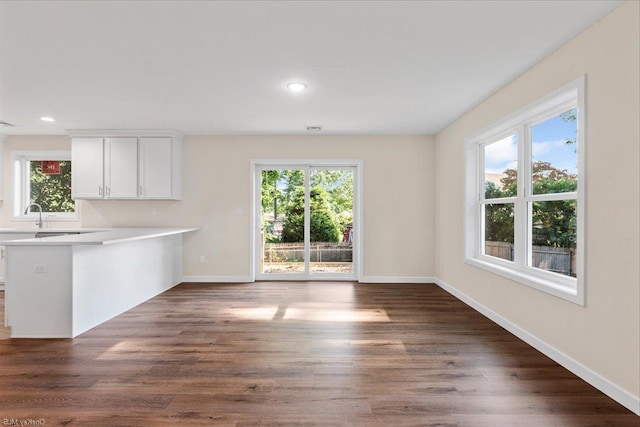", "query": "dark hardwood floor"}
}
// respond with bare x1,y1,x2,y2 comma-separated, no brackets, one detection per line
0,282,637,426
